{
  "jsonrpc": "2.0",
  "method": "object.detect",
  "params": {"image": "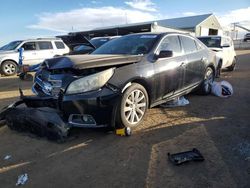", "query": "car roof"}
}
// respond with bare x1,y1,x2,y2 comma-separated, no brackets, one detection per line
124,32,192,38
91,36,121,40
22,38,63,42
